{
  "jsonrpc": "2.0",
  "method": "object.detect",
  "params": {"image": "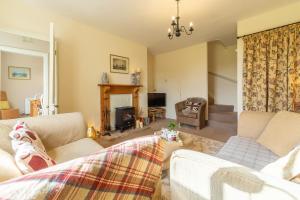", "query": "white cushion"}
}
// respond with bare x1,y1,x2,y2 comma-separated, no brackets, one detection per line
261,146,300,181
48,138,103,164
0,148,22,182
